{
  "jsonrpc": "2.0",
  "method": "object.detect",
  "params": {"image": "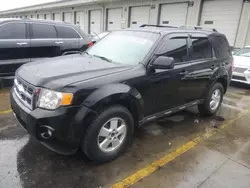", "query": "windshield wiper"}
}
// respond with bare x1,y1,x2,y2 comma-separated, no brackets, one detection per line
82,51,92,57
93,54,113,63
